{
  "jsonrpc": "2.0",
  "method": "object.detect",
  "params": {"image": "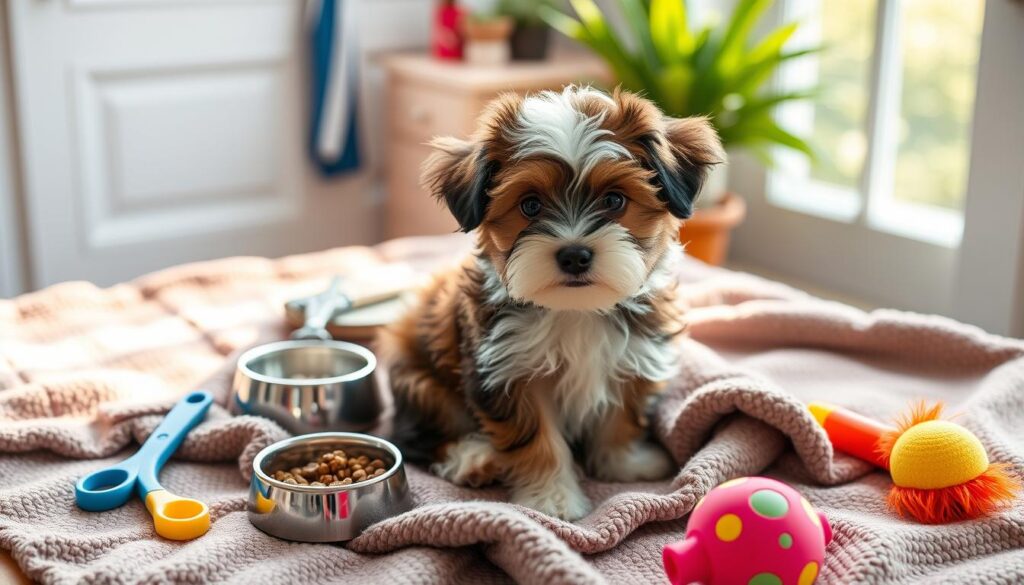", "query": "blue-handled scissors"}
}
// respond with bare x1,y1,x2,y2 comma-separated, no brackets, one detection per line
75,390,214,540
